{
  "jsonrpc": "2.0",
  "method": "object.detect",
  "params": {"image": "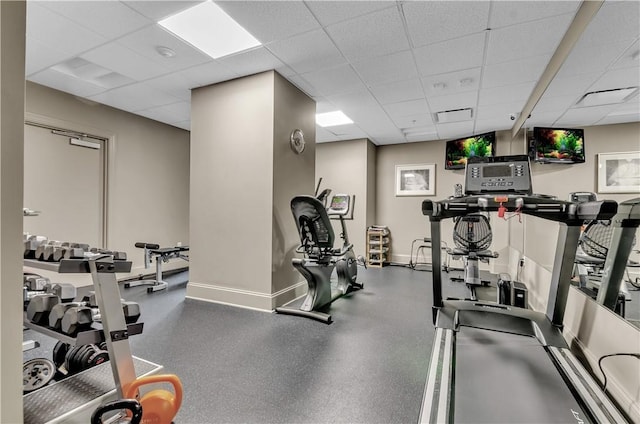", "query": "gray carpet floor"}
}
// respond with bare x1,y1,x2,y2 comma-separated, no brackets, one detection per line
24,265,437,423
